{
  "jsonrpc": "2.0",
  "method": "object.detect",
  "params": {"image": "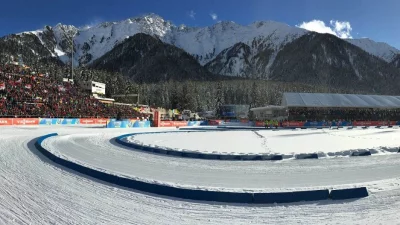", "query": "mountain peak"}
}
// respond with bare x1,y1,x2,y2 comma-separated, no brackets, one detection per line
142,13,165,21
250,20,291,28
124,13,170,27
213,21,238,27
53,23,77,31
